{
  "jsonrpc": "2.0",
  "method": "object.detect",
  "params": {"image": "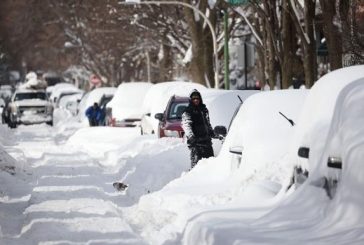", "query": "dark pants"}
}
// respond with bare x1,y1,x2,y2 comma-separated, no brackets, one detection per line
189,143,214,169
88,118,98,127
